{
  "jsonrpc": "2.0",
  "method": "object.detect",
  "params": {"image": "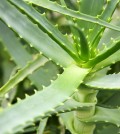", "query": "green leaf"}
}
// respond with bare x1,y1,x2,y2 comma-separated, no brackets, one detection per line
84,40,120,68
98,21,120,48
60,112,76,134
28,61,59,90
0,21,59,90
89,0,119,46
10,0,77,57
0,20,32,67
0,55,48,97
0,64,89,134
37,118,48,134
59,0,80,55
0,0,74,67
85,72,120,90
38,99,95,134
92,50,120,72
86,106,120,127
55,99,95,113
72,25,89,61
77,0,104,35
95,124,119,134
23,0,120,31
